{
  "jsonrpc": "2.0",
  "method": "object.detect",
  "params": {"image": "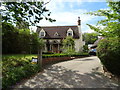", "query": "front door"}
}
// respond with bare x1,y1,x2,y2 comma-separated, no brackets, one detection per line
53,44,58,53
